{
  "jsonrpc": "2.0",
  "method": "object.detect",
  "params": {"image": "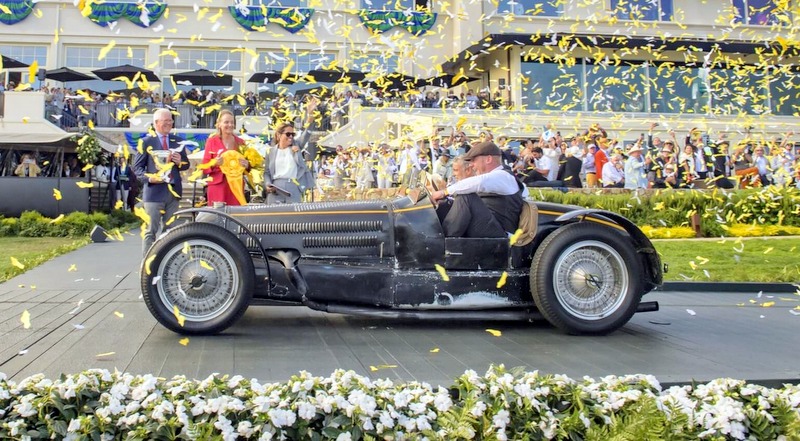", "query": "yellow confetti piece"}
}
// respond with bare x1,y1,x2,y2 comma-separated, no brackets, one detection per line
696,256,709,265
429,348,440,353
76,181,93,189
182,242,190,255
764,247,774,254
369,364,398,372
96,352,116,358
435,264,449,281
762,302,775,308
508,229,523,246
200,260,214,271
114,311,124,319
98,40,116,61
179,337,189,346
50,214,65,224
10,256,25,270
173,305,186,327
53,188,62,200
20,310,31,329
485,329,502,337
496,271,508,289
144,255,156,275
68,264,77,272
